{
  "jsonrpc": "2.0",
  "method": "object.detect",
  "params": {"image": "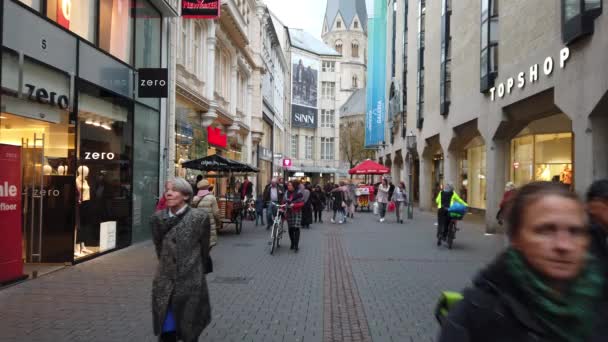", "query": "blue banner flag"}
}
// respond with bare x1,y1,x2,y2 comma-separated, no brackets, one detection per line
365,0,387,148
